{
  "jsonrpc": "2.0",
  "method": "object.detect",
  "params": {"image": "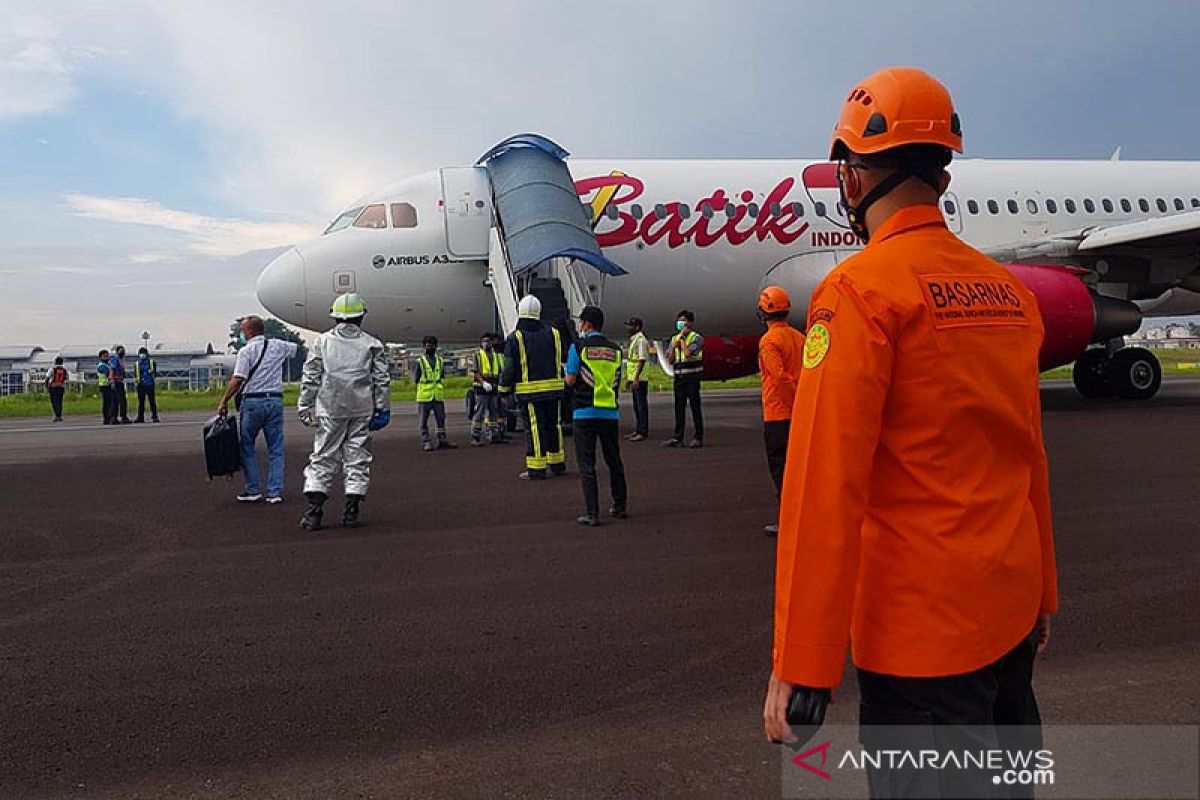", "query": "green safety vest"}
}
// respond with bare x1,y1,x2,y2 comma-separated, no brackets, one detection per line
625,331,648,379
96,363,110,387
416,355,444,402
577,337,622,410
476,348,501,379
671,329,704,377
